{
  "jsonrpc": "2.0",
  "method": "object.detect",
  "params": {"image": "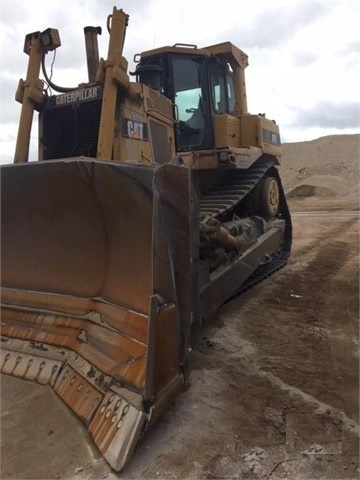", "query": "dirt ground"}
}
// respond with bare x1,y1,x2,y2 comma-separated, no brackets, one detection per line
1,135,359,479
